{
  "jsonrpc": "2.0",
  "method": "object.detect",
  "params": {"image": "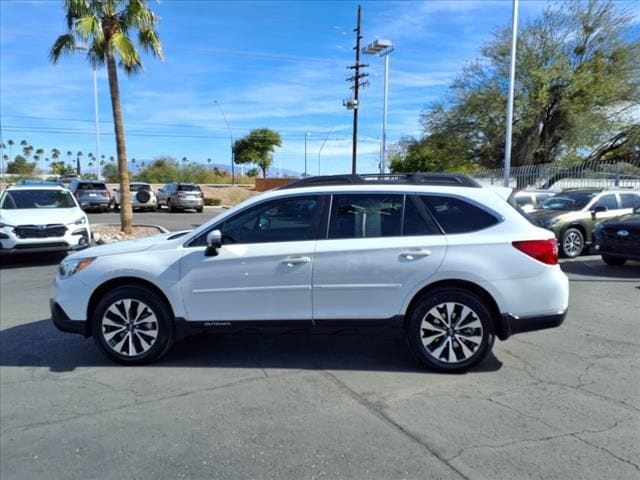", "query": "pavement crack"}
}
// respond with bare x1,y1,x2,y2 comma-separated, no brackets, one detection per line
321,371,469,480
